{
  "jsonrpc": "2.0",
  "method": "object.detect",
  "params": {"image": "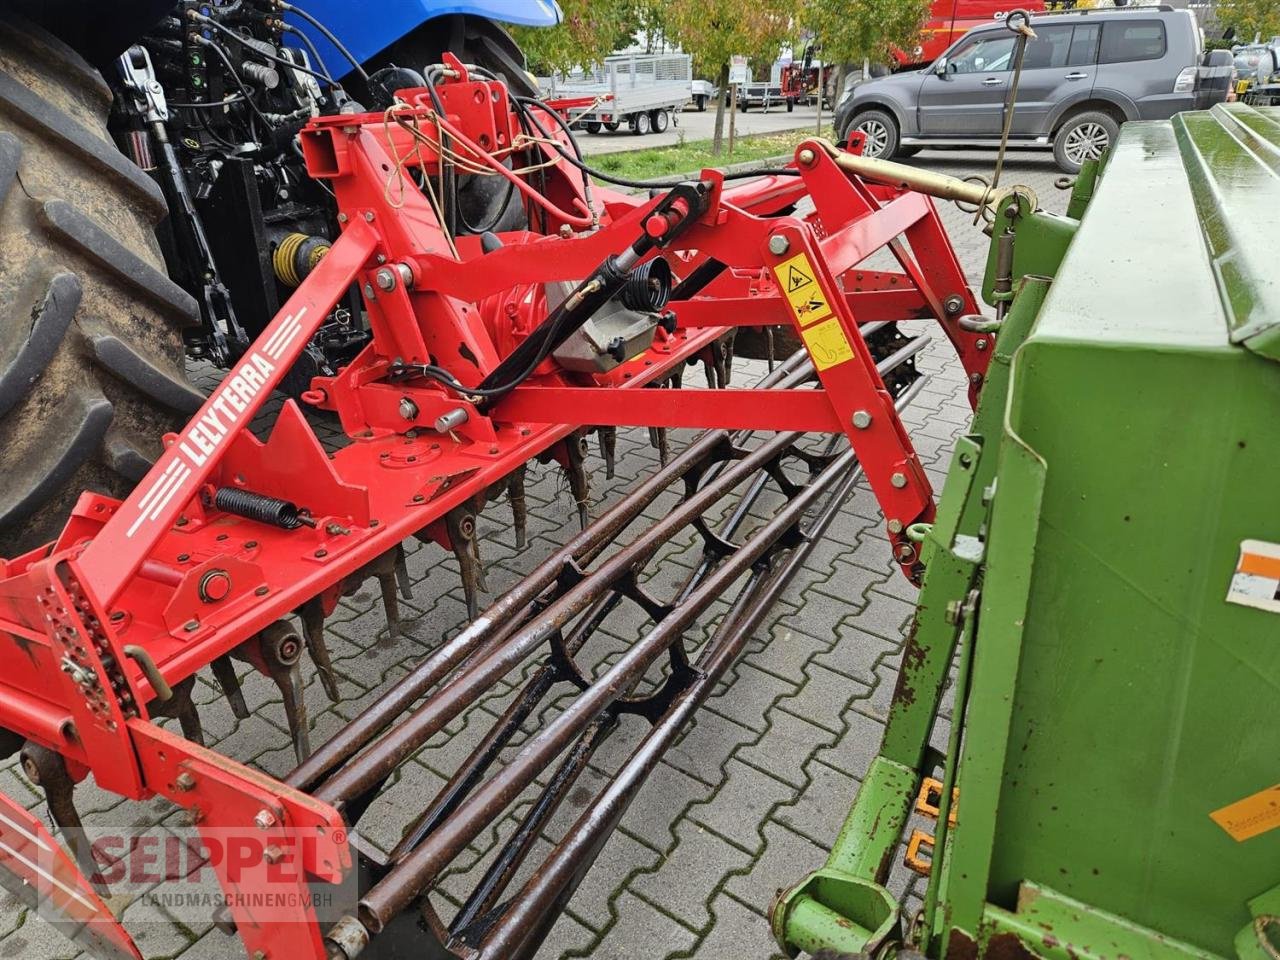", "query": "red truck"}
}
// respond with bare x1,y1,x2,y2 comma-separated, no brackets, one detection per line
893,0,1049,67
